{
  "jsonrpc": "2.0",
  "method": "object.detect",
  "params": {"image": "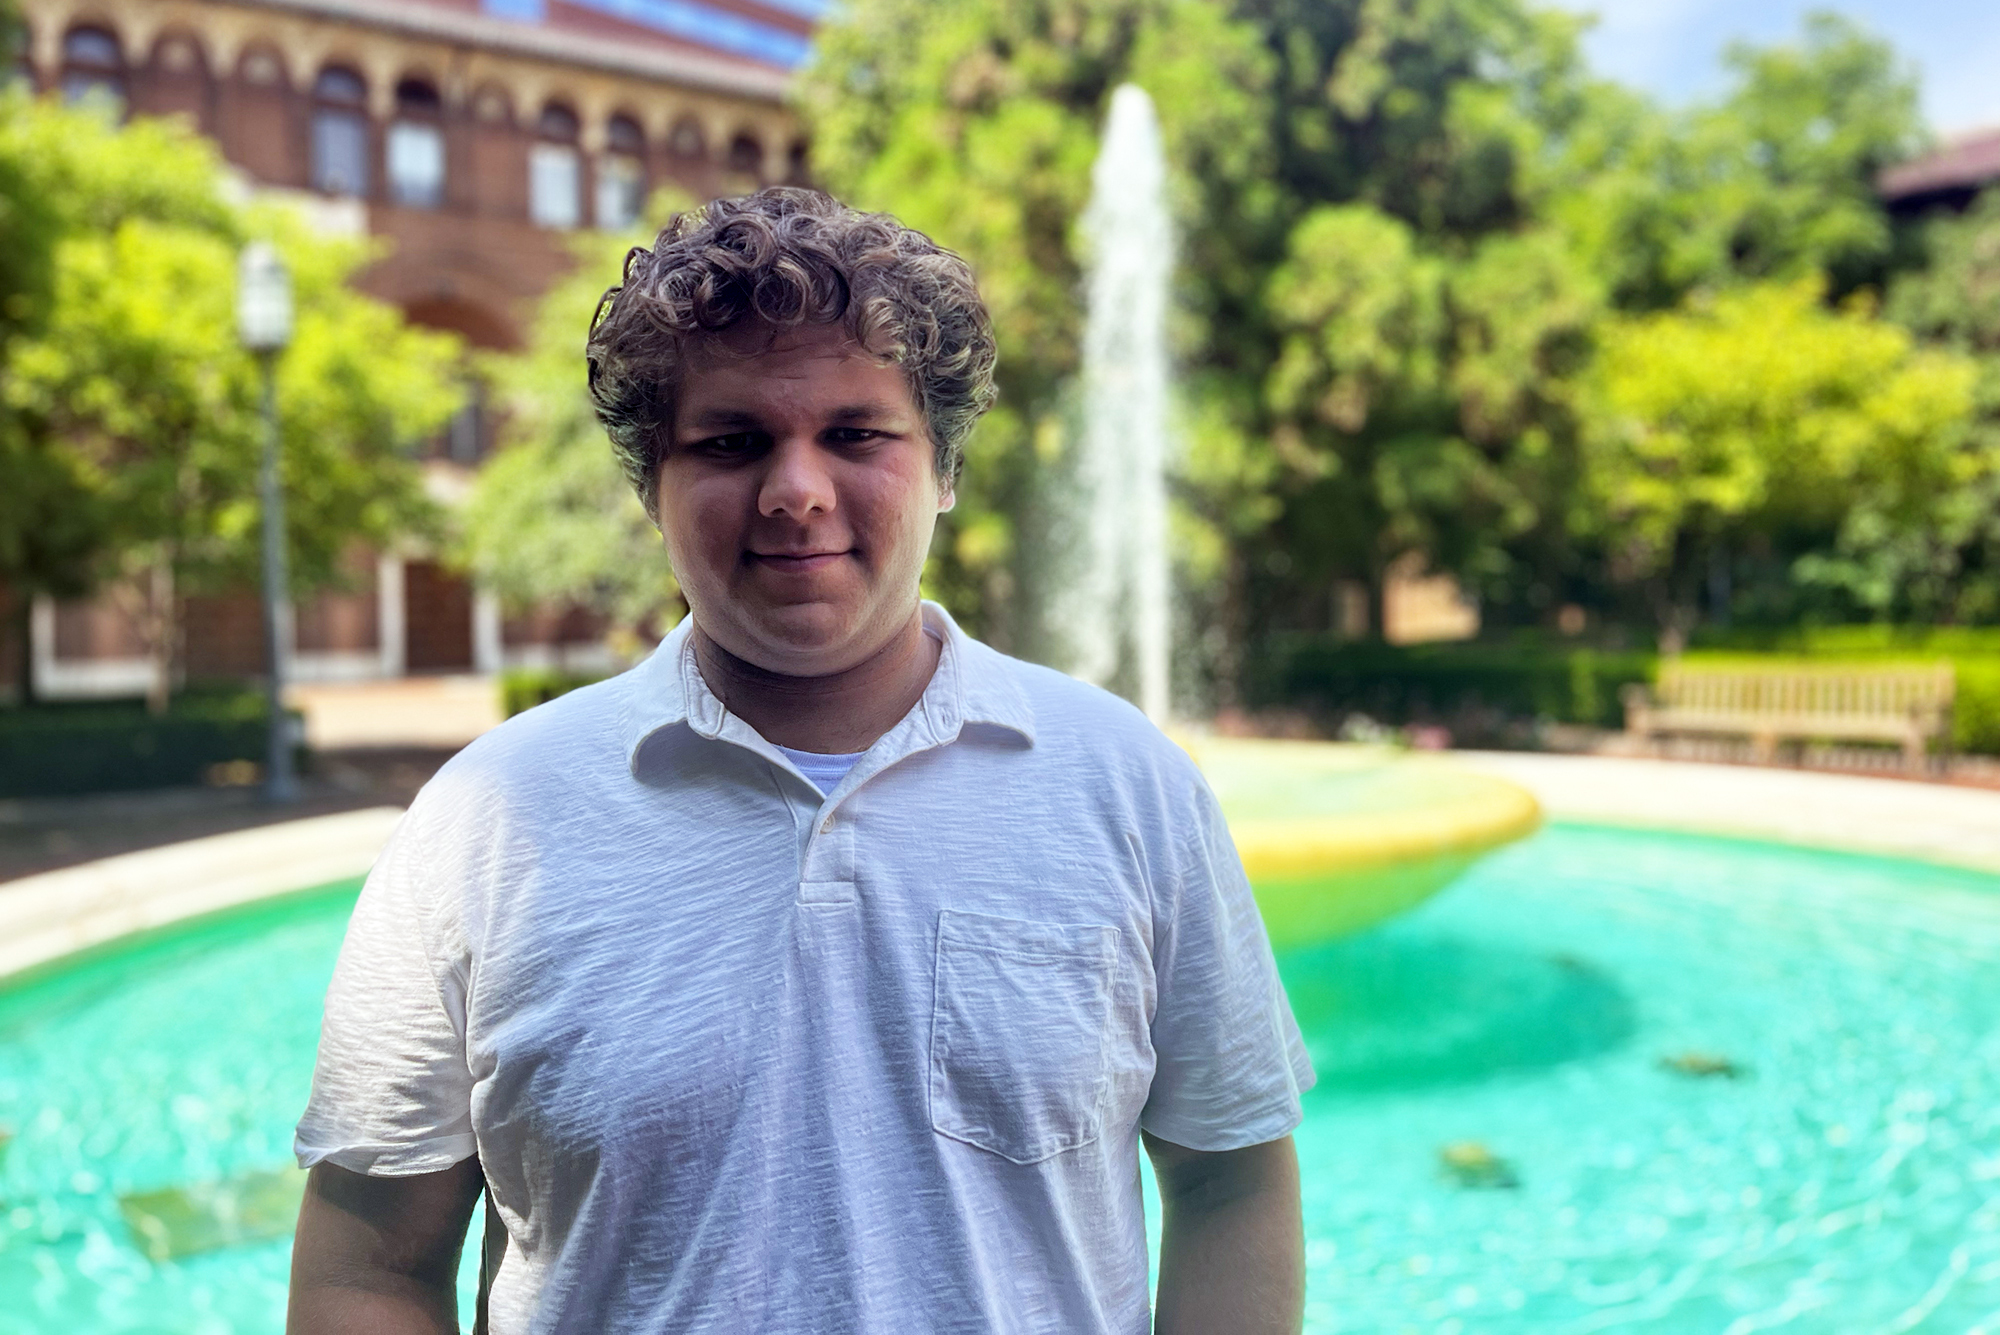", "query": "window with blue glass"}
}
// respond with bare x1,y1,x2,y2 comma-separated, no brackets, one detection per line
530,103,581,229
312,67,370,197
61,26,125,114
389,79,445,209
